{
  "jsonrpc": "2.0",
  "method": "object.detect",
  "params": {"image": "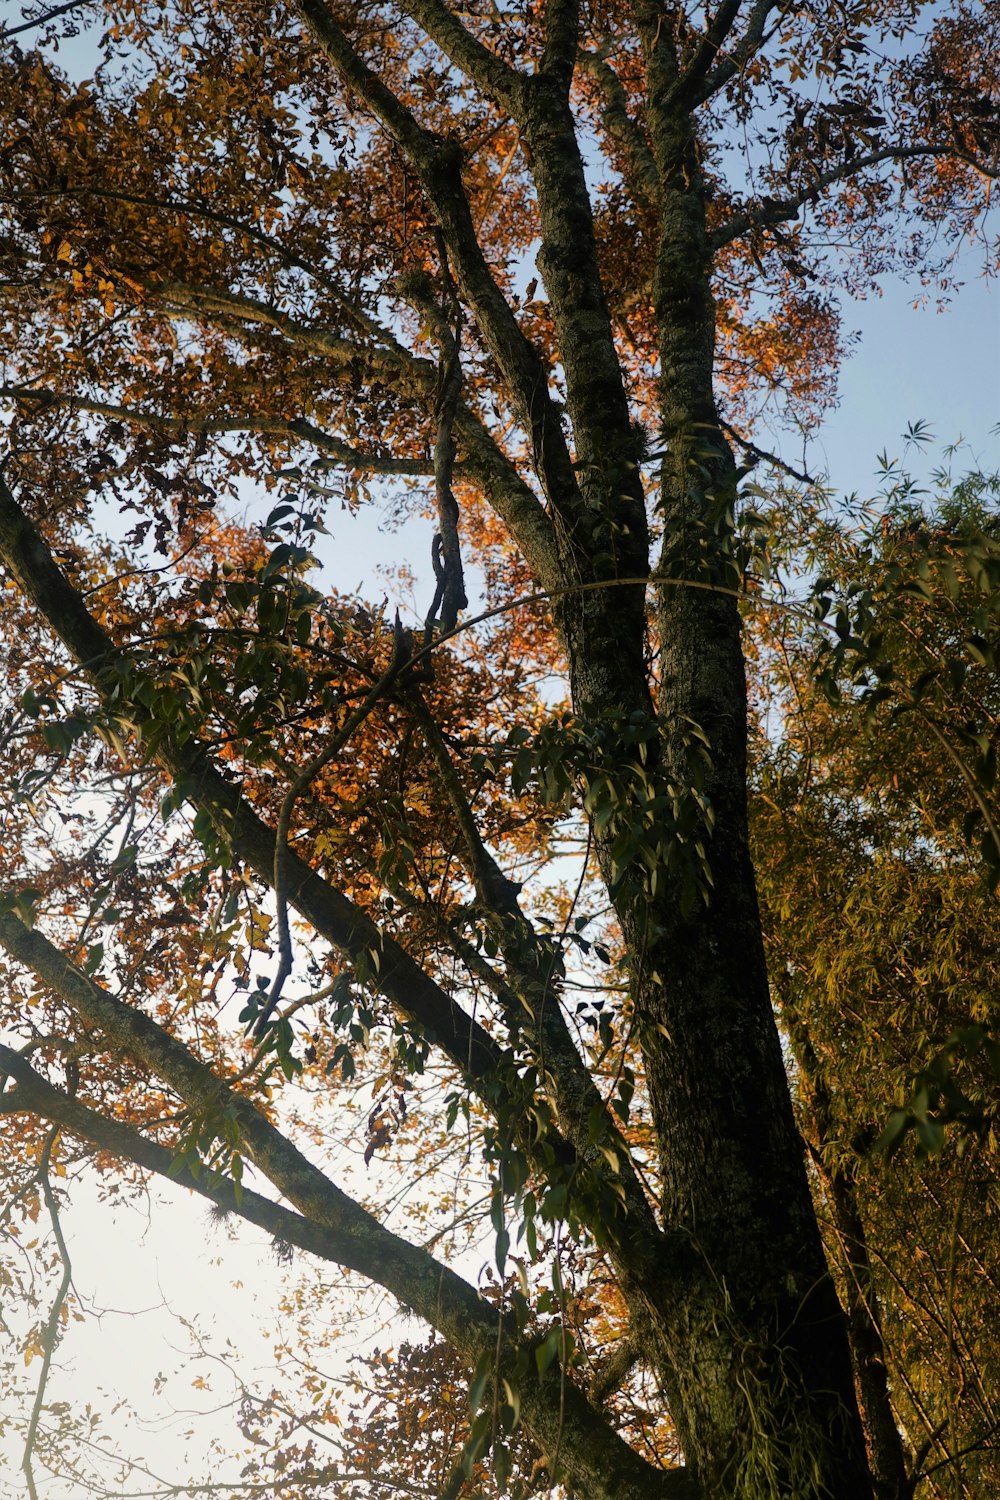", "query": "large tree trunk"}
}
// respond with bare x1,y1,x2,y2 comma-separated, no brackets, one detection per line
642,580,870,1495
568,567,871,1493
554,86,874,1498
